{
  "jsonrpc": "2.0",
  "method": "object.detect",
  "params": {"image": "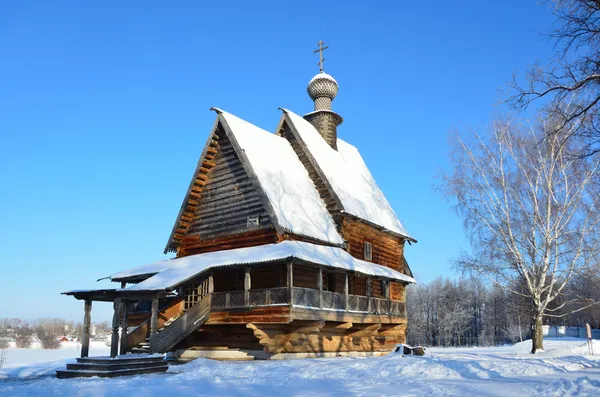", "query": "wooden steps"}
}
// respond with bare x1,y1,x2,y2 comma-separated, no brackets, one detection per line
175,348,261,361
56,355,168,379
